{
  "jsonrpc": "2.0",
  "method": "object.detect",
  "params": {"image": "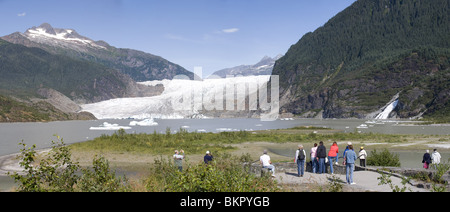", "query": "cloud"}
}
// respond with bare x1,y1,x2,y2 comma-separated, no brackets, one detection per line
222,28,239,33
17,12,26,17
165,33,185,41
164,33,200,43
